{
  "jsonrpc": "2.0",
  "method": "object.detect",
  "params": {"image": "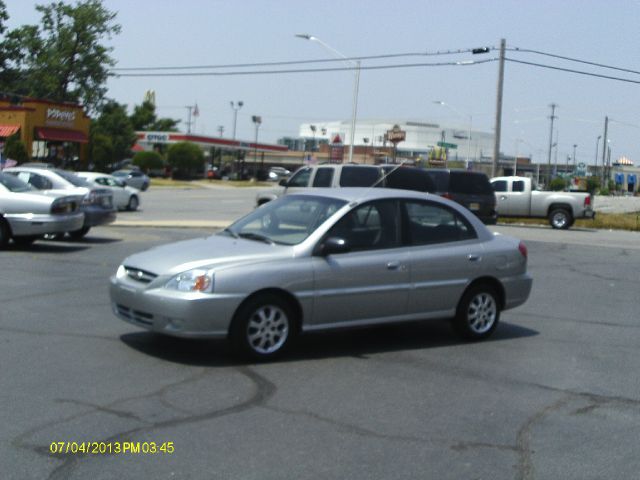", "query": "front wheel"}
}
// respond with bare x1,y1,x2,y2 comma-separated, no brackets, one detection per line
127,195,139,211
452,285,500,340
68,226,90,240
548,208,572,229
230,294,296,360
